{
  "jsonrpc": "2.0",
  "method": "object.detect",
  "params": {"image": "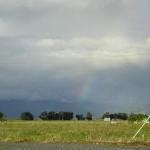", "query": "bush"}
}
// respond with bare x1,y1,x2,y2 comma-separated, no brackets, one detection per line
128,113,148,121
39,111,74,120
102,112,110,119
39,111,49,120
112,113,128,120
0,112,4,120
76,114,85,120
20,112,34,120
101,112,128,120
86,112,92,120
